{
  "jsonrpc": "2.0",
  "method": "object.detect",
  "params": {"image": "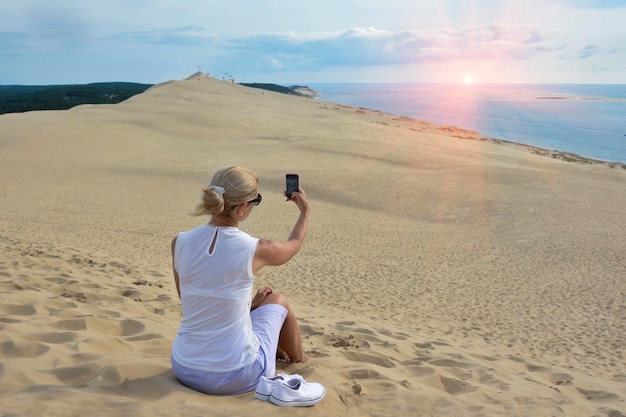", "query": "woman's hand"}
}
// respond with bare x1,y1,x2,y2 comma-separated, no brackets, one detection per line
251,286,273,310
286,186,309,215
